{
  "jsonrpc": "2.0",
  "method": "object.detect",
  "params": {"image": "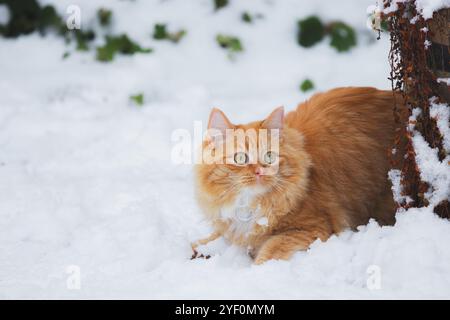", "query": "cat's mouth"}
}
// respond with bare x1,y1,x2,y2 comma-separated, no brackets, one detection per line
230,178,267,194
250,172,278,187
